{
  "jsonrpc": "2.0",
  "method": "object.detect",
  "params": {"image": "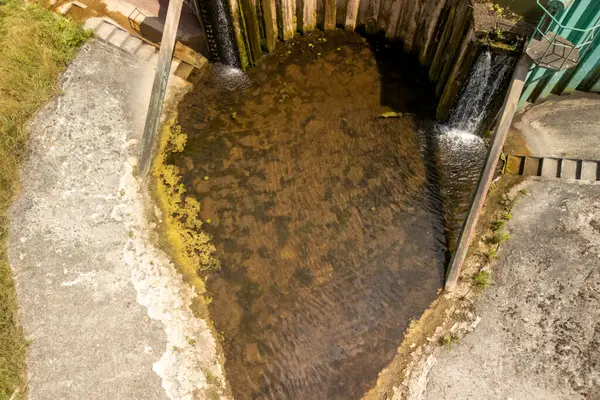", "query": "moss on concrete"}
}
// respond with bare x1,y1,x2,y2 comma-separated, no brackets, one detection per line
152,118,221,282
